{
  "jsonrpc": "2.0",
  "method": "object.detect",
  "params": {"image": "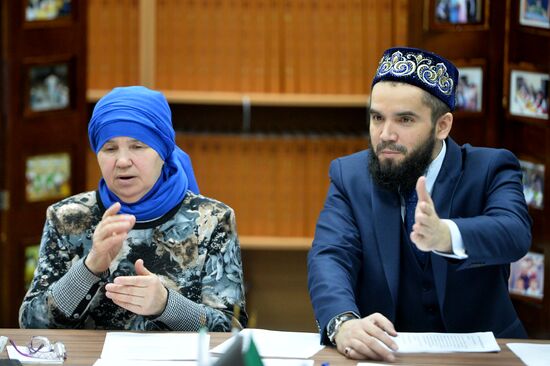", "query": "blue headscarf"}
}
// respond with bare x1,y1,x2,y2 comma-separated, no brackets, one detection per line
88,86,199,222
